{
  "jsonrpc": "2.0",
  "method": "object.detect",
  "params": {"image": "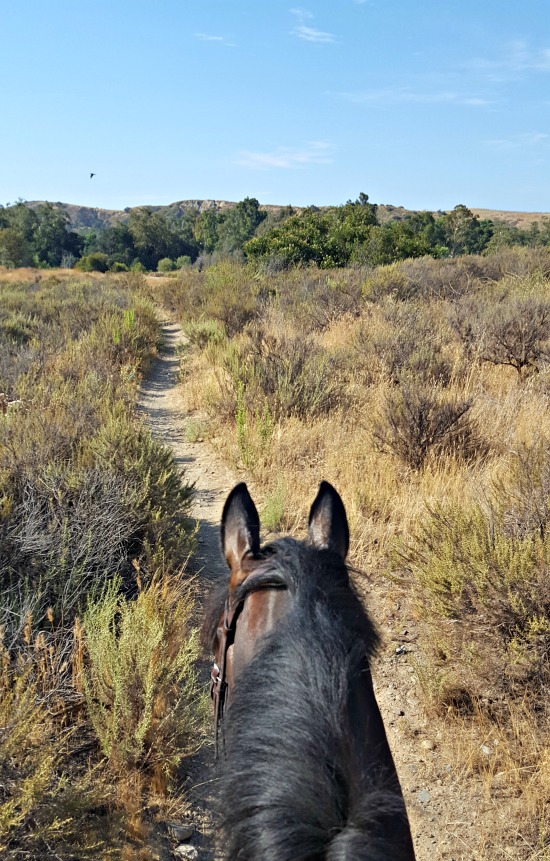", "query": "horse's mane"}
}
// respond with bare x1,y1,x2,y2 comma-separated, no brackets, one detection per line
206,538,413,860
